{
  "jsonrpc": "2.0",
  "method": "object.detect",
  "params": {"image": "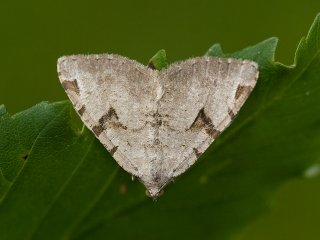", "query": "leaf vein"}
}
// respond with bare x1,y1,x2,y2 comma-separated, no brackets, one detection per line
0,105,69,204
